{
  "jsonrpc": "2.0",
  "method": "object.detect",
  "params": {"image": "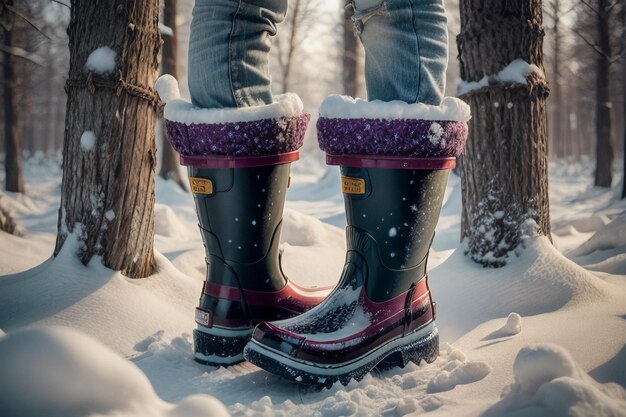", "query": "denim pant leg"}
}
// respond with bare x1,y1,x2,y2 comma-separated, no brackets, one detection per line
353,0,448,105
188,0,288,109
